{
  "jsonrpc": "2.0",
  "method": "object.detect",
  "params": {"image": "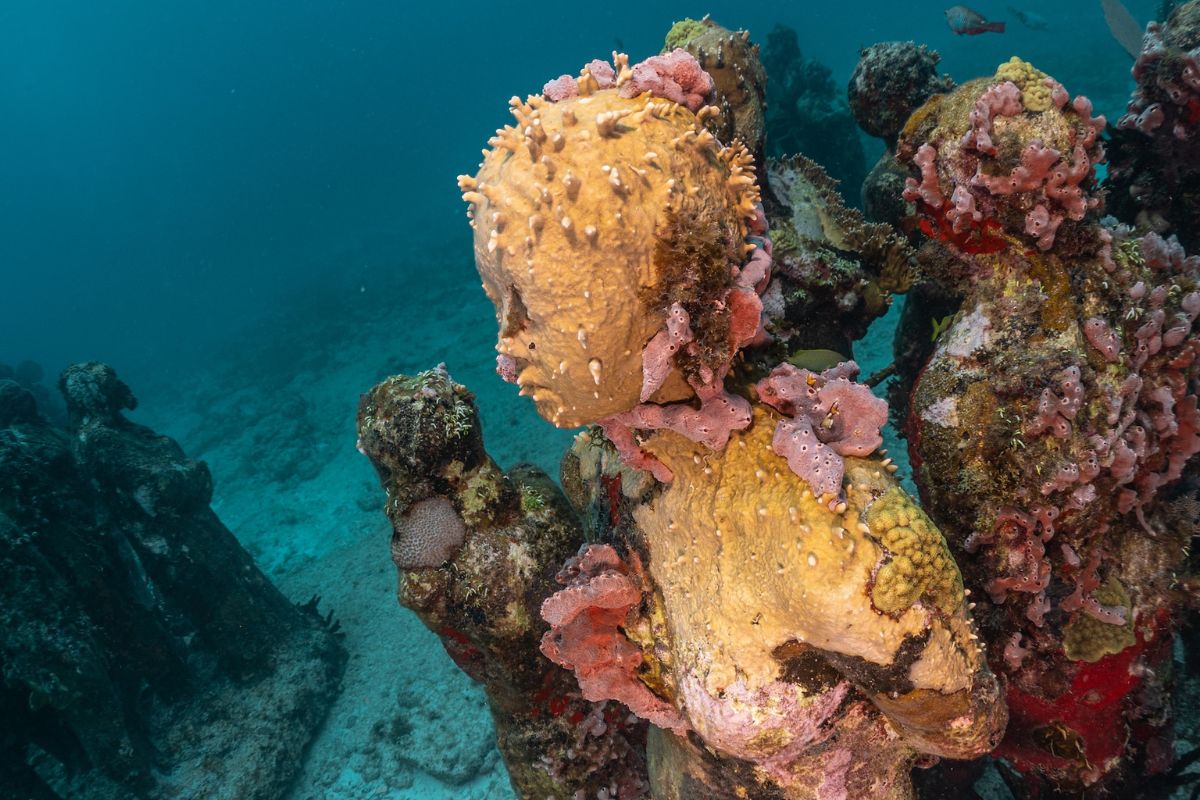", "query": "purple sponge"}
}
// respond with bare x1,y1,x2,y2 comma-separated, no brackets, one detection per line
756,361,888,501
